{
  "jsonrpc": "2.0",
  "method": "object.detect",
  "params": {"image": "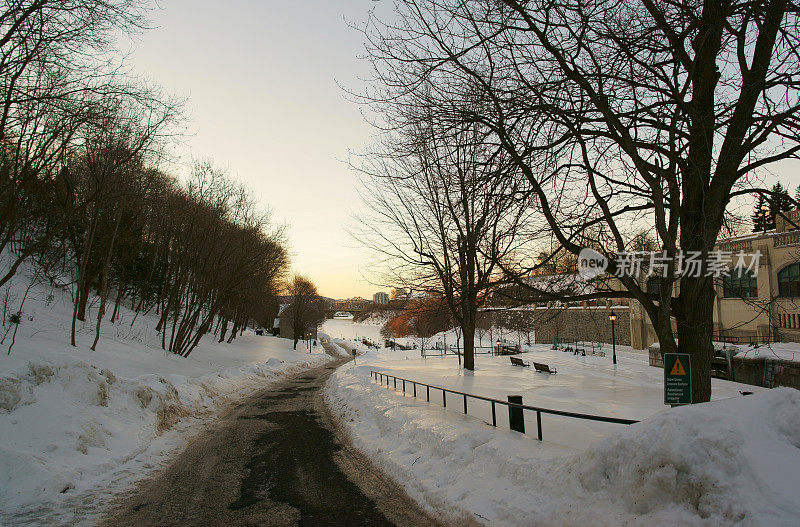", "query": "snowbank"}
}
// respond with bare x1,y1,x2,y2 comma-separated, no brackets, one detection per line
325,356,800,526
0,272,332,525
319,333,351,357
